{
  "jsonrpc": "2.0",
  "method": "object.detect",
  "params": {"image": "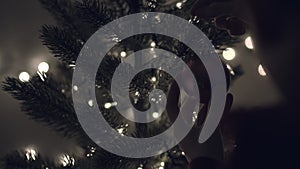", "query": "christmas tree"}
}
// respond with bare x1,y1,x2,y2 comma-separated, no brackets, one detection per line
1,0,240,168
